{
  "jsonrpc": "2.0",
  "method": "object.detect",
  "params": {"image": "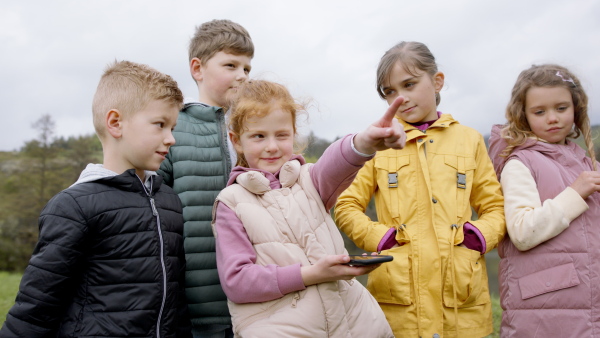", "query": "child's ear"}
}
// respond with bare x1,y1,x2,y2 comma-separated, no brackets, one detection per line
433,72,445,92
106,109,123,138
190,57,203,82
229,131,243,154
